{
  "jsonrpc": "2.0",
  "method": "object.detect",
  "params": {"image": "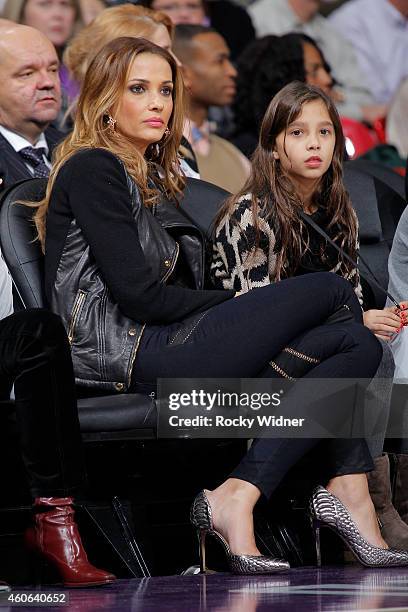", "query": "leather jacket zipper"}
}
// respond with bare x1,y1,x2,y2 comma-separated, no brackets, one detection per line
68,290,87,345
127,323,146,388
162,242,179,282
